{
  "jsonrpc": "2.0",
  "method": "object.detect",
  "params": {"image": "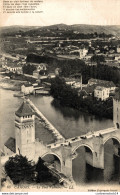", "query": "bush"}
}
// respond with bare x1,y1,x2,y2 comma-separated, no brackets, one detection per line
5,155,35,184
36,157,59,183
